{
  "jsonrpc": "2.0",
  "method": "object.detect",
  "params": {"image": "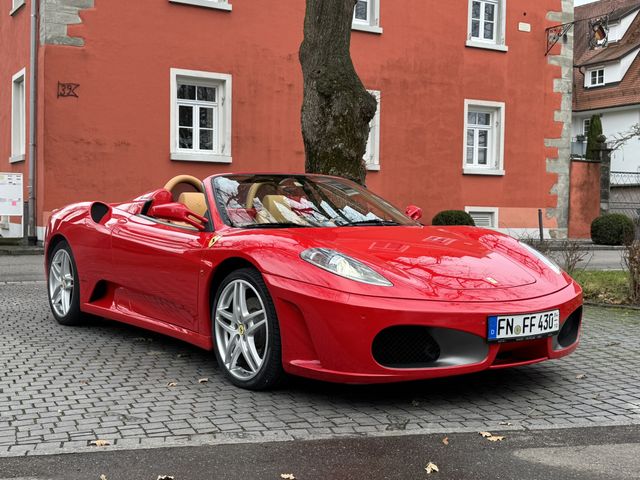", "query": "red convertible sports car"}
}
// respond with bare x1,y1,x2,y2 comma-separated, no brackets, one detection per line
45,173,582,390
